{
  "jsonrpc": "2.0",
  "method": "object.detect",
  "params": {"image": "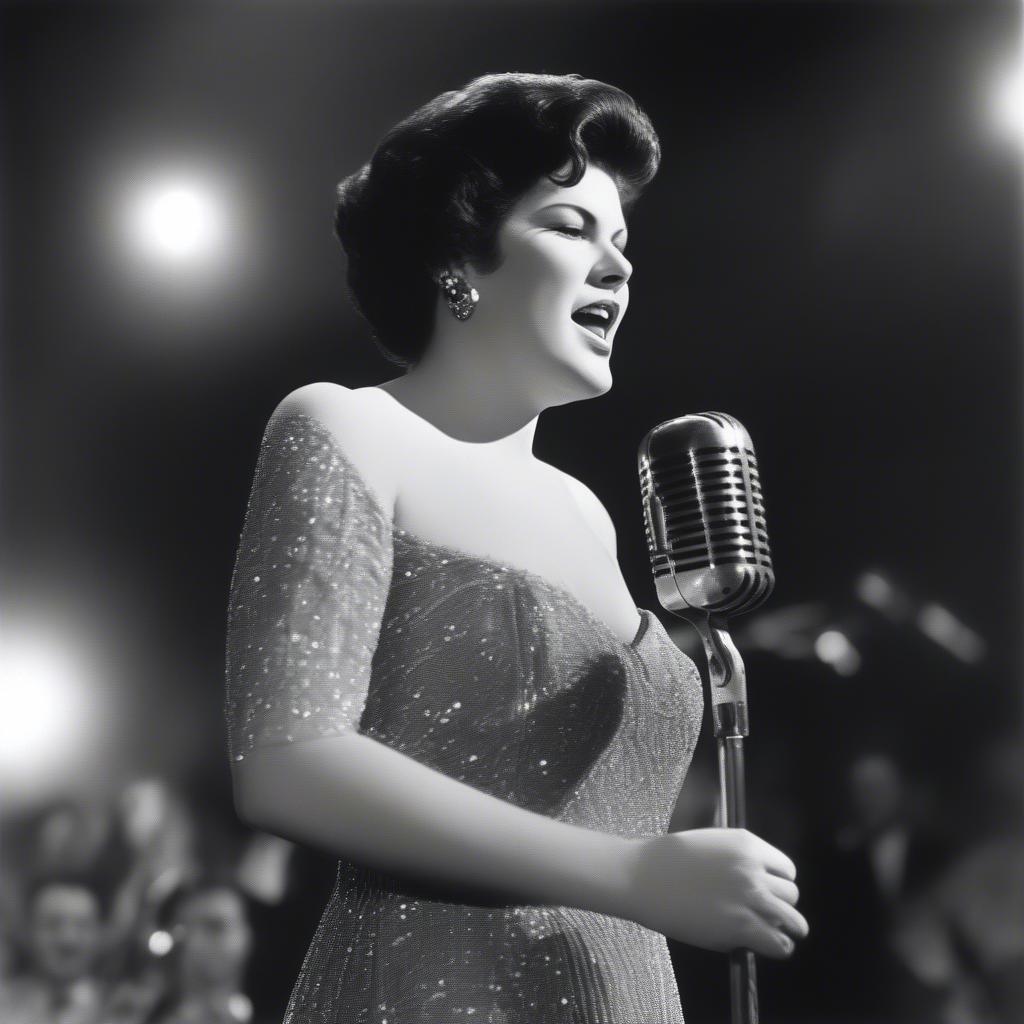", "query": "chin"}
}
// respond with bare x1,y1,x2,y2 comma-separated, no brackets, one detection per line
575,359,613,398
542,357,609,406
